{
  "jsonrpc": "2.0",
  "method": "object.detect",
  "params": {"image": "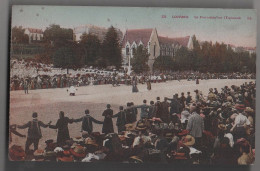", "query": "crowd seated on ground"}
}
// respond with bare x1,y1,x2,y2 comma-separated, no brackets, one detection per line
9,81,255,165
